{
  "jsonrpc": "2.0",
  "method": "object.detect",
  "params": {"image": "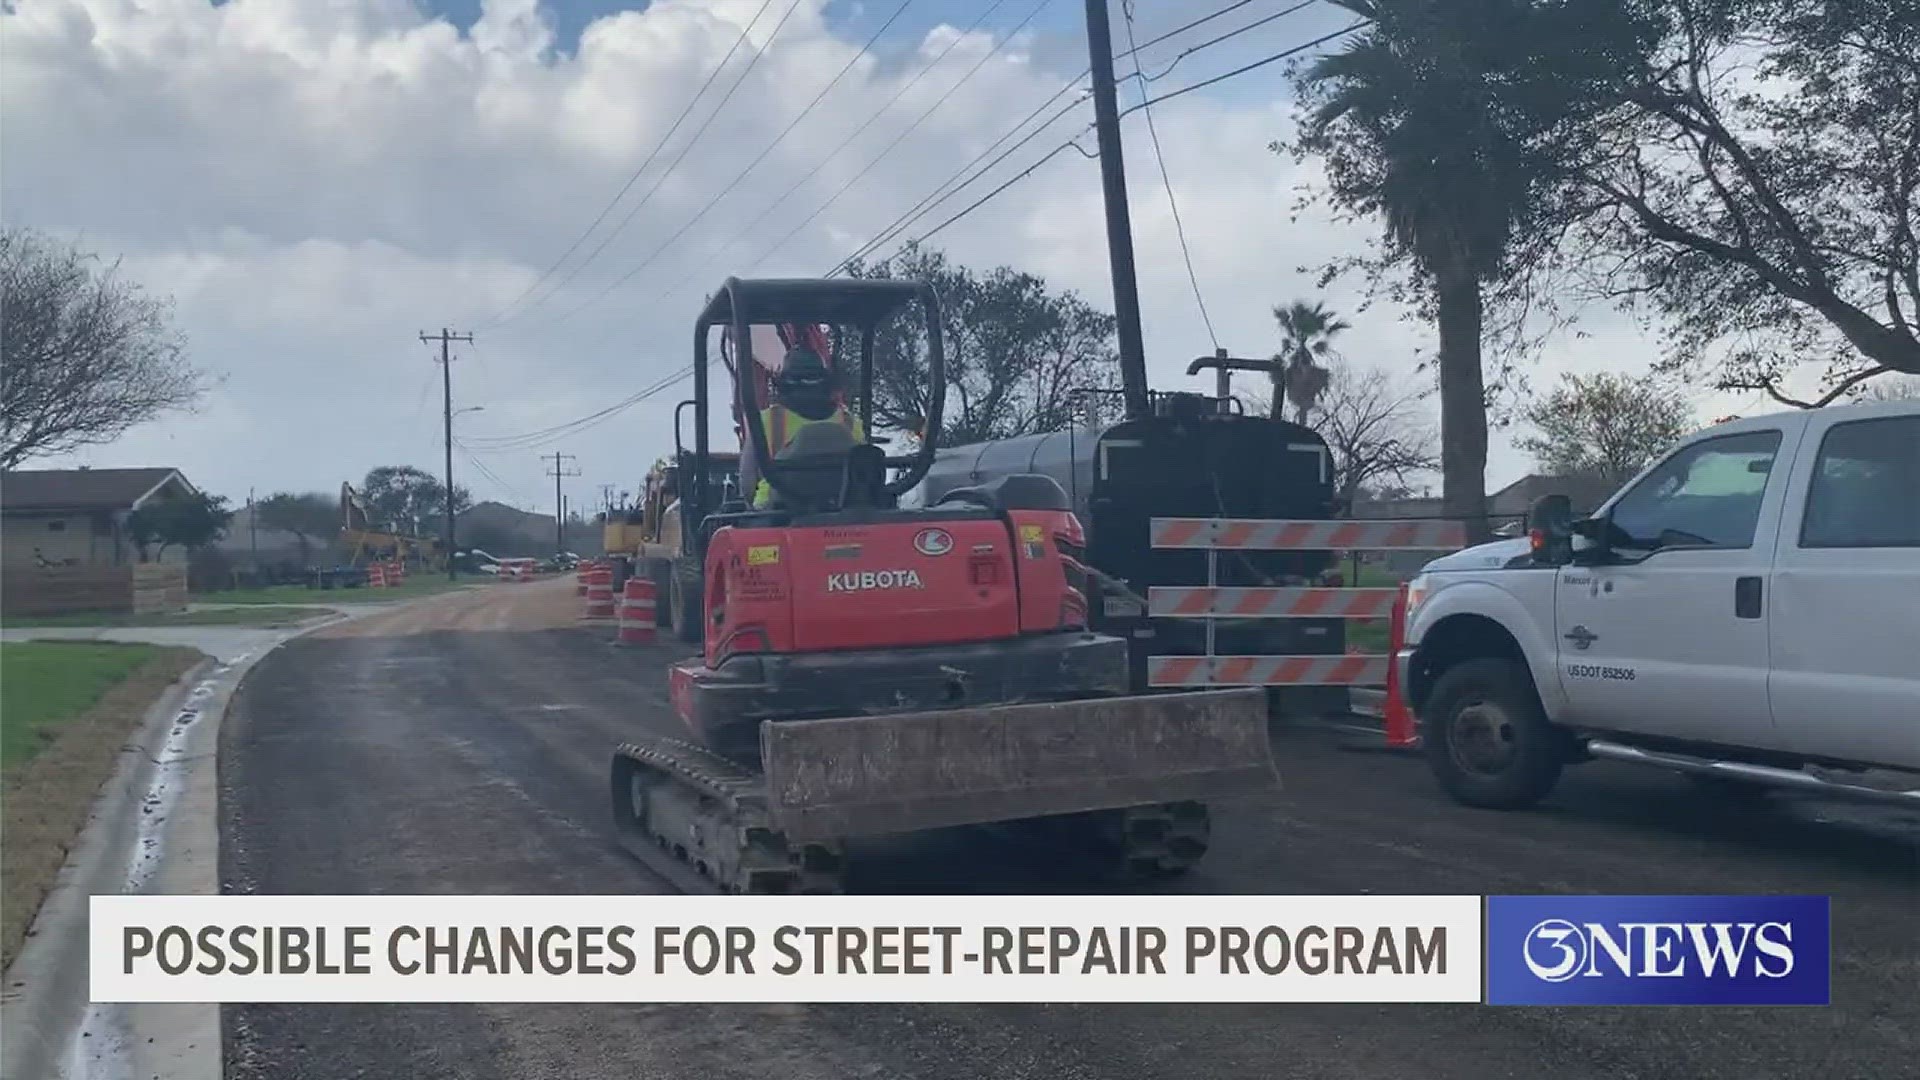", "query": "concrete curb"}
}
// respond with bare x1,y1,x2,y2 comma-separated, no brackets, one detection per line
1,654,216,1080
0,611,351,1080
